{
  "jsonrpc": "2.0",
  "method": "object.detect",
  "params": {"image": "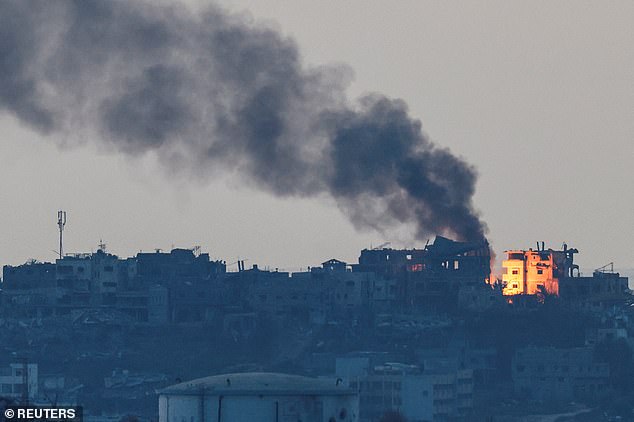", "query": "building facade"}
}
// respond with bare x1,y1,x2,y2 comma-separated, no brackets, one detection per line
0,363,38,402
512,346,609,401
336,356,473,422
